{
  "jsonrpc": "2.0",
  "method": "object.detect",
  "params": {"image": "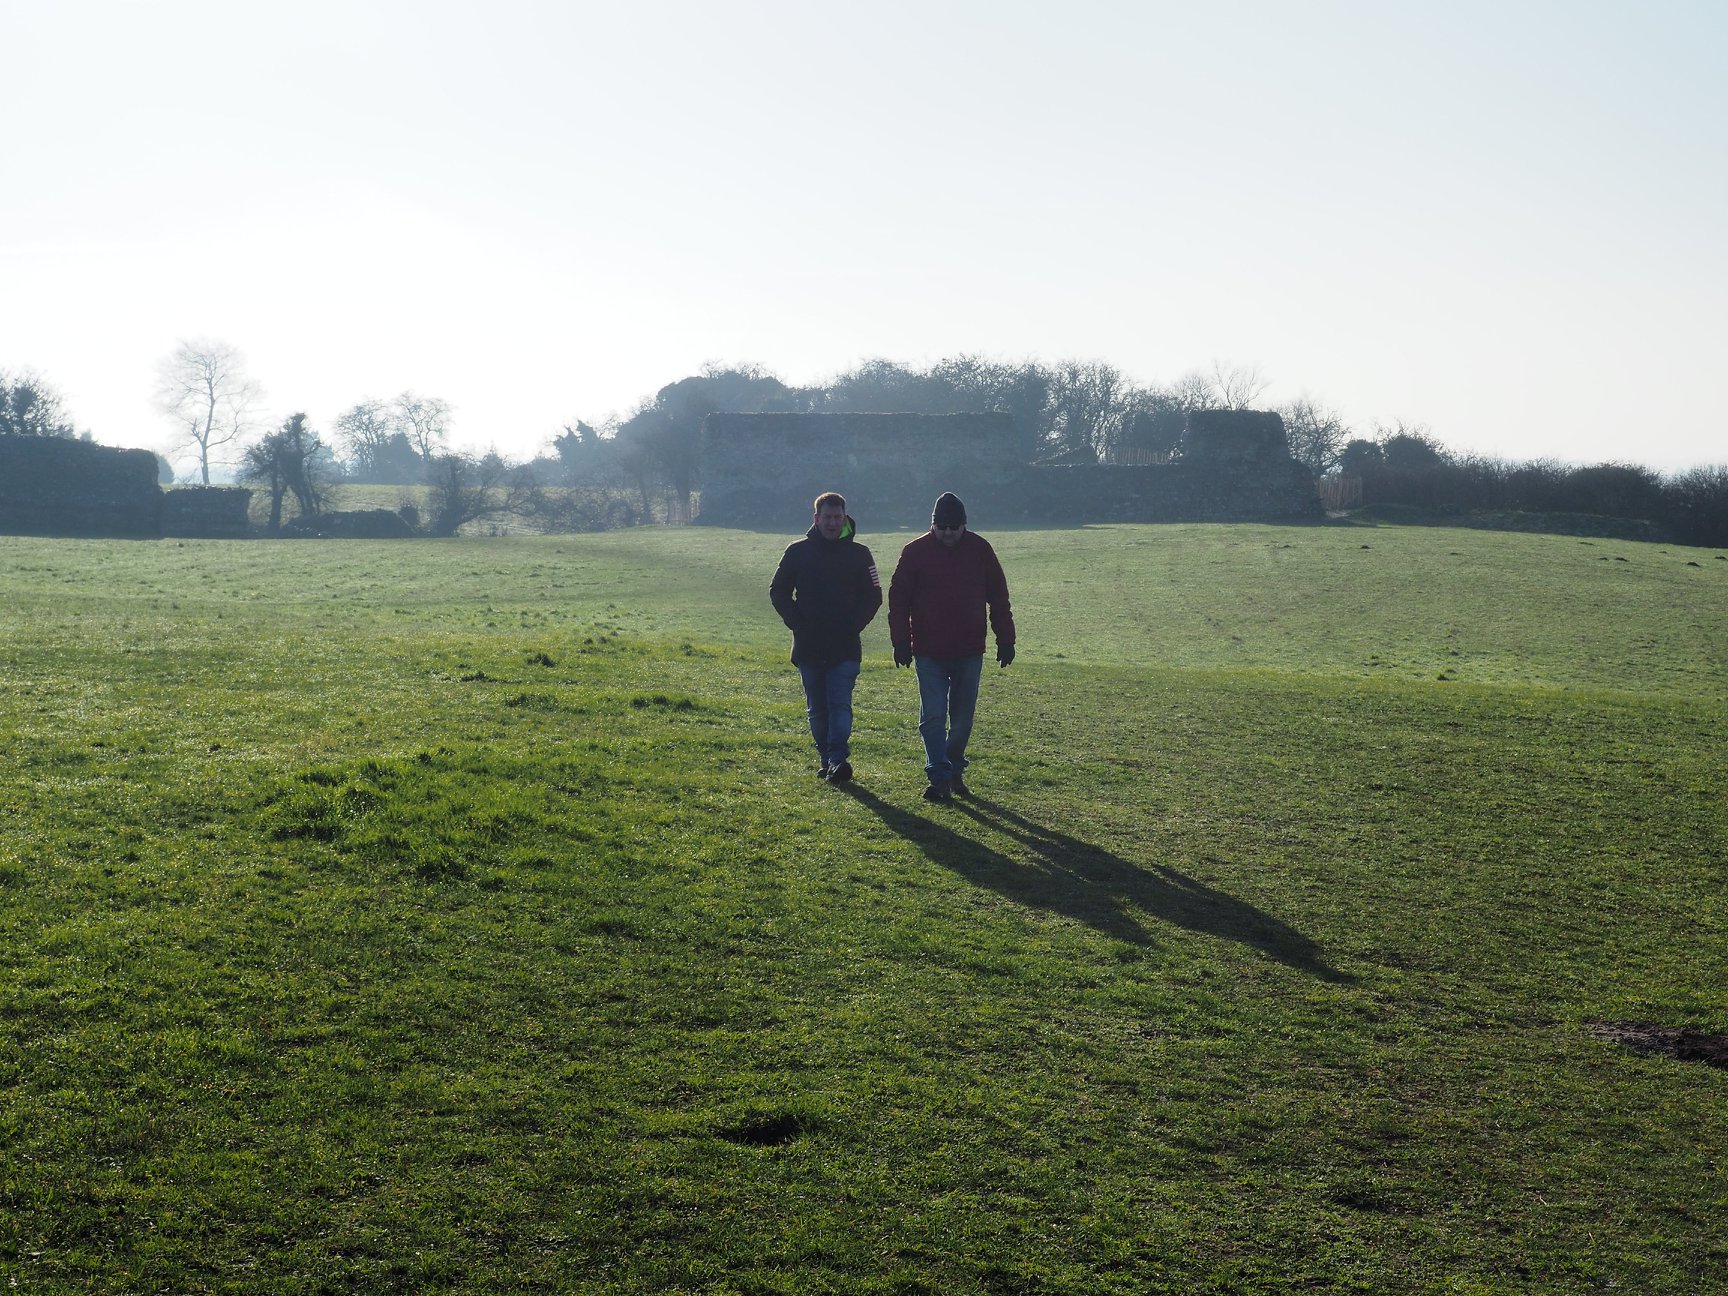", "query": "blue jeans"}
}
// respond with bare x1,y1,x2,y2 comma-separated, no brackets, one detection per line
914,654,983,785
797,659,861,769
